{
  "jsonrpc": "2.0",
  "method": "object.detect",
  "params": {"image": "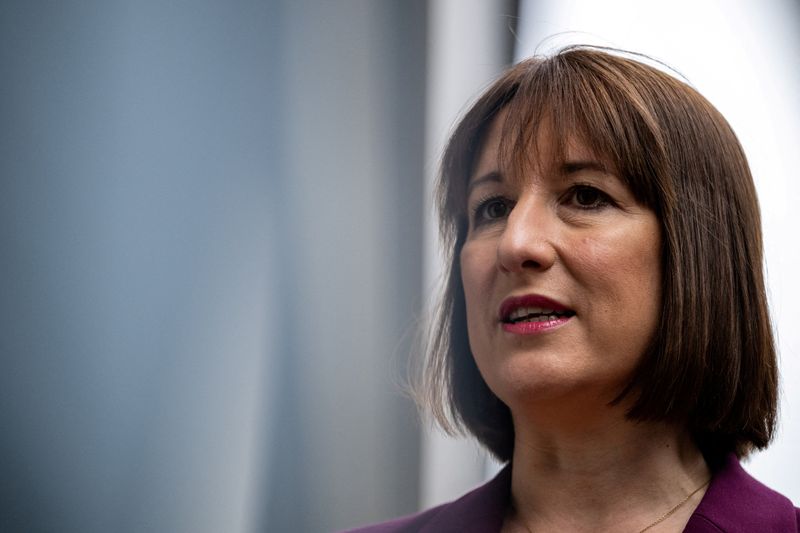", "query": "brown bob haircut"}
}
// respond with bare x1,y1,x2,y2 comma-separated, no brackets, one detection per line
422,46,777,465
